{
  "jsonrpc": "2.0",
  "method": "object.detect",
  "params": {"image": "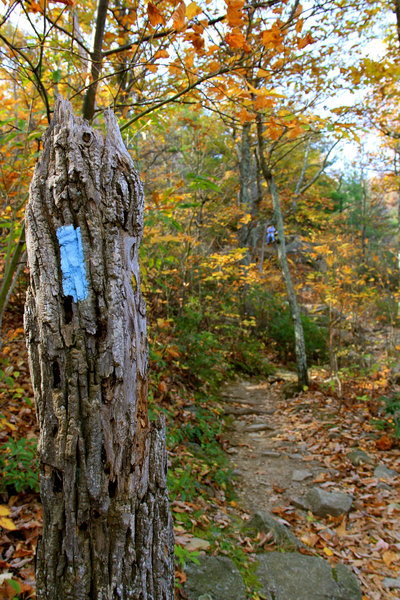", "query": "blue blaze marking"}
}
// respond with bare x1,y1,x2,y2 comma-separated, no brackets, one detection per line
56,225,89,302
